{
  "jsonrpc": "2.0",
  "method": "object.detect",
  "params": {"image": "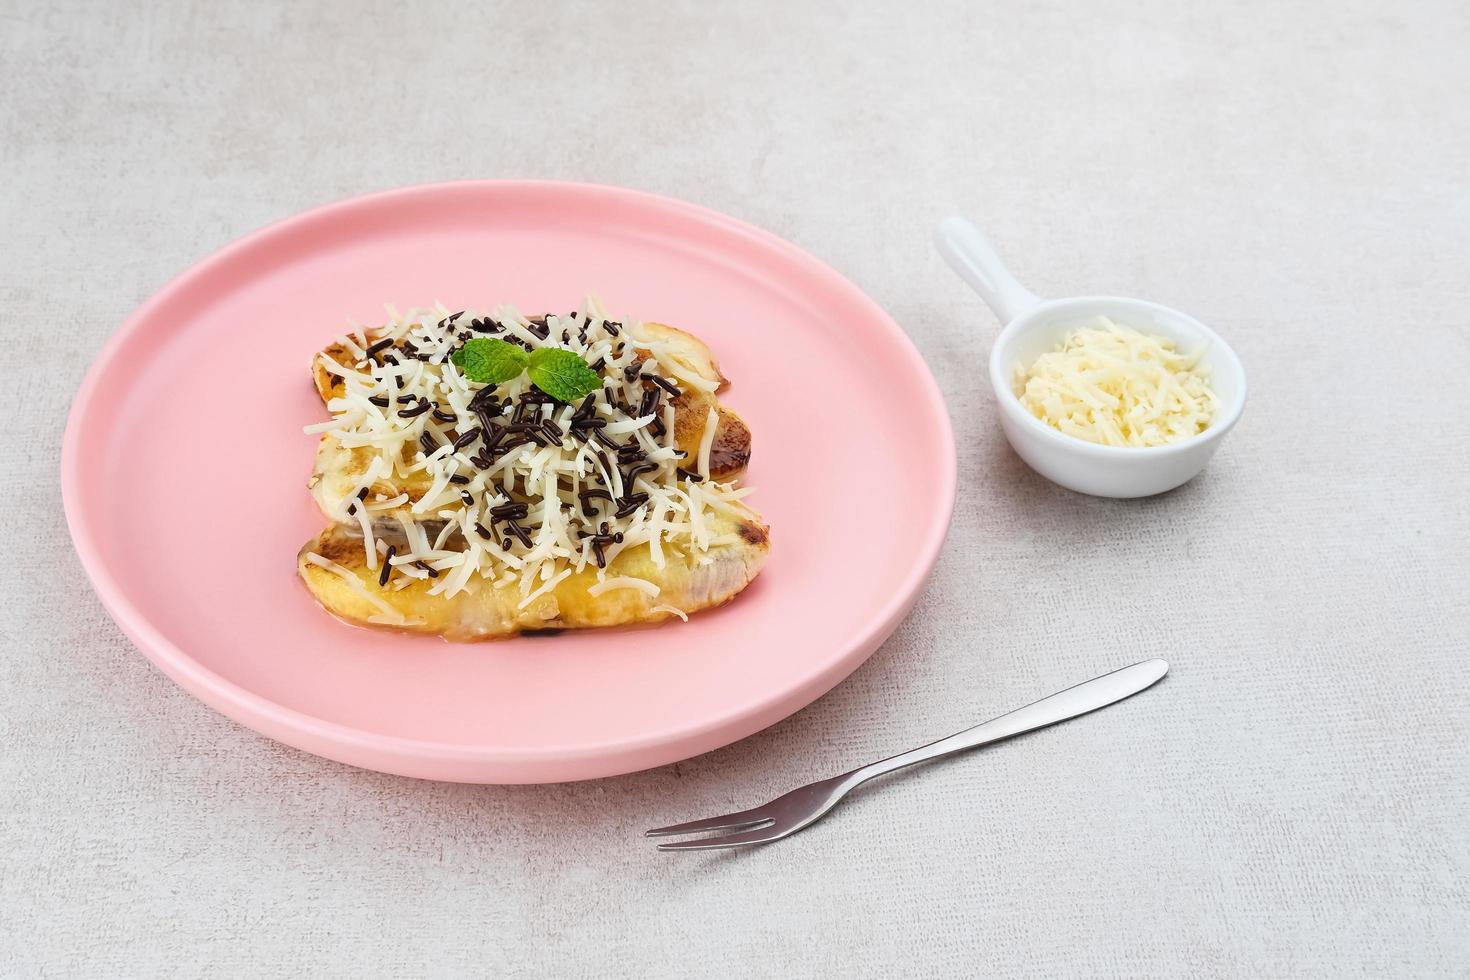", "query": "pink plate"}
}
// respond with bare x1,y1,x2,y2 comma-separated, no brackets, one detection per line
61,181,955,783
